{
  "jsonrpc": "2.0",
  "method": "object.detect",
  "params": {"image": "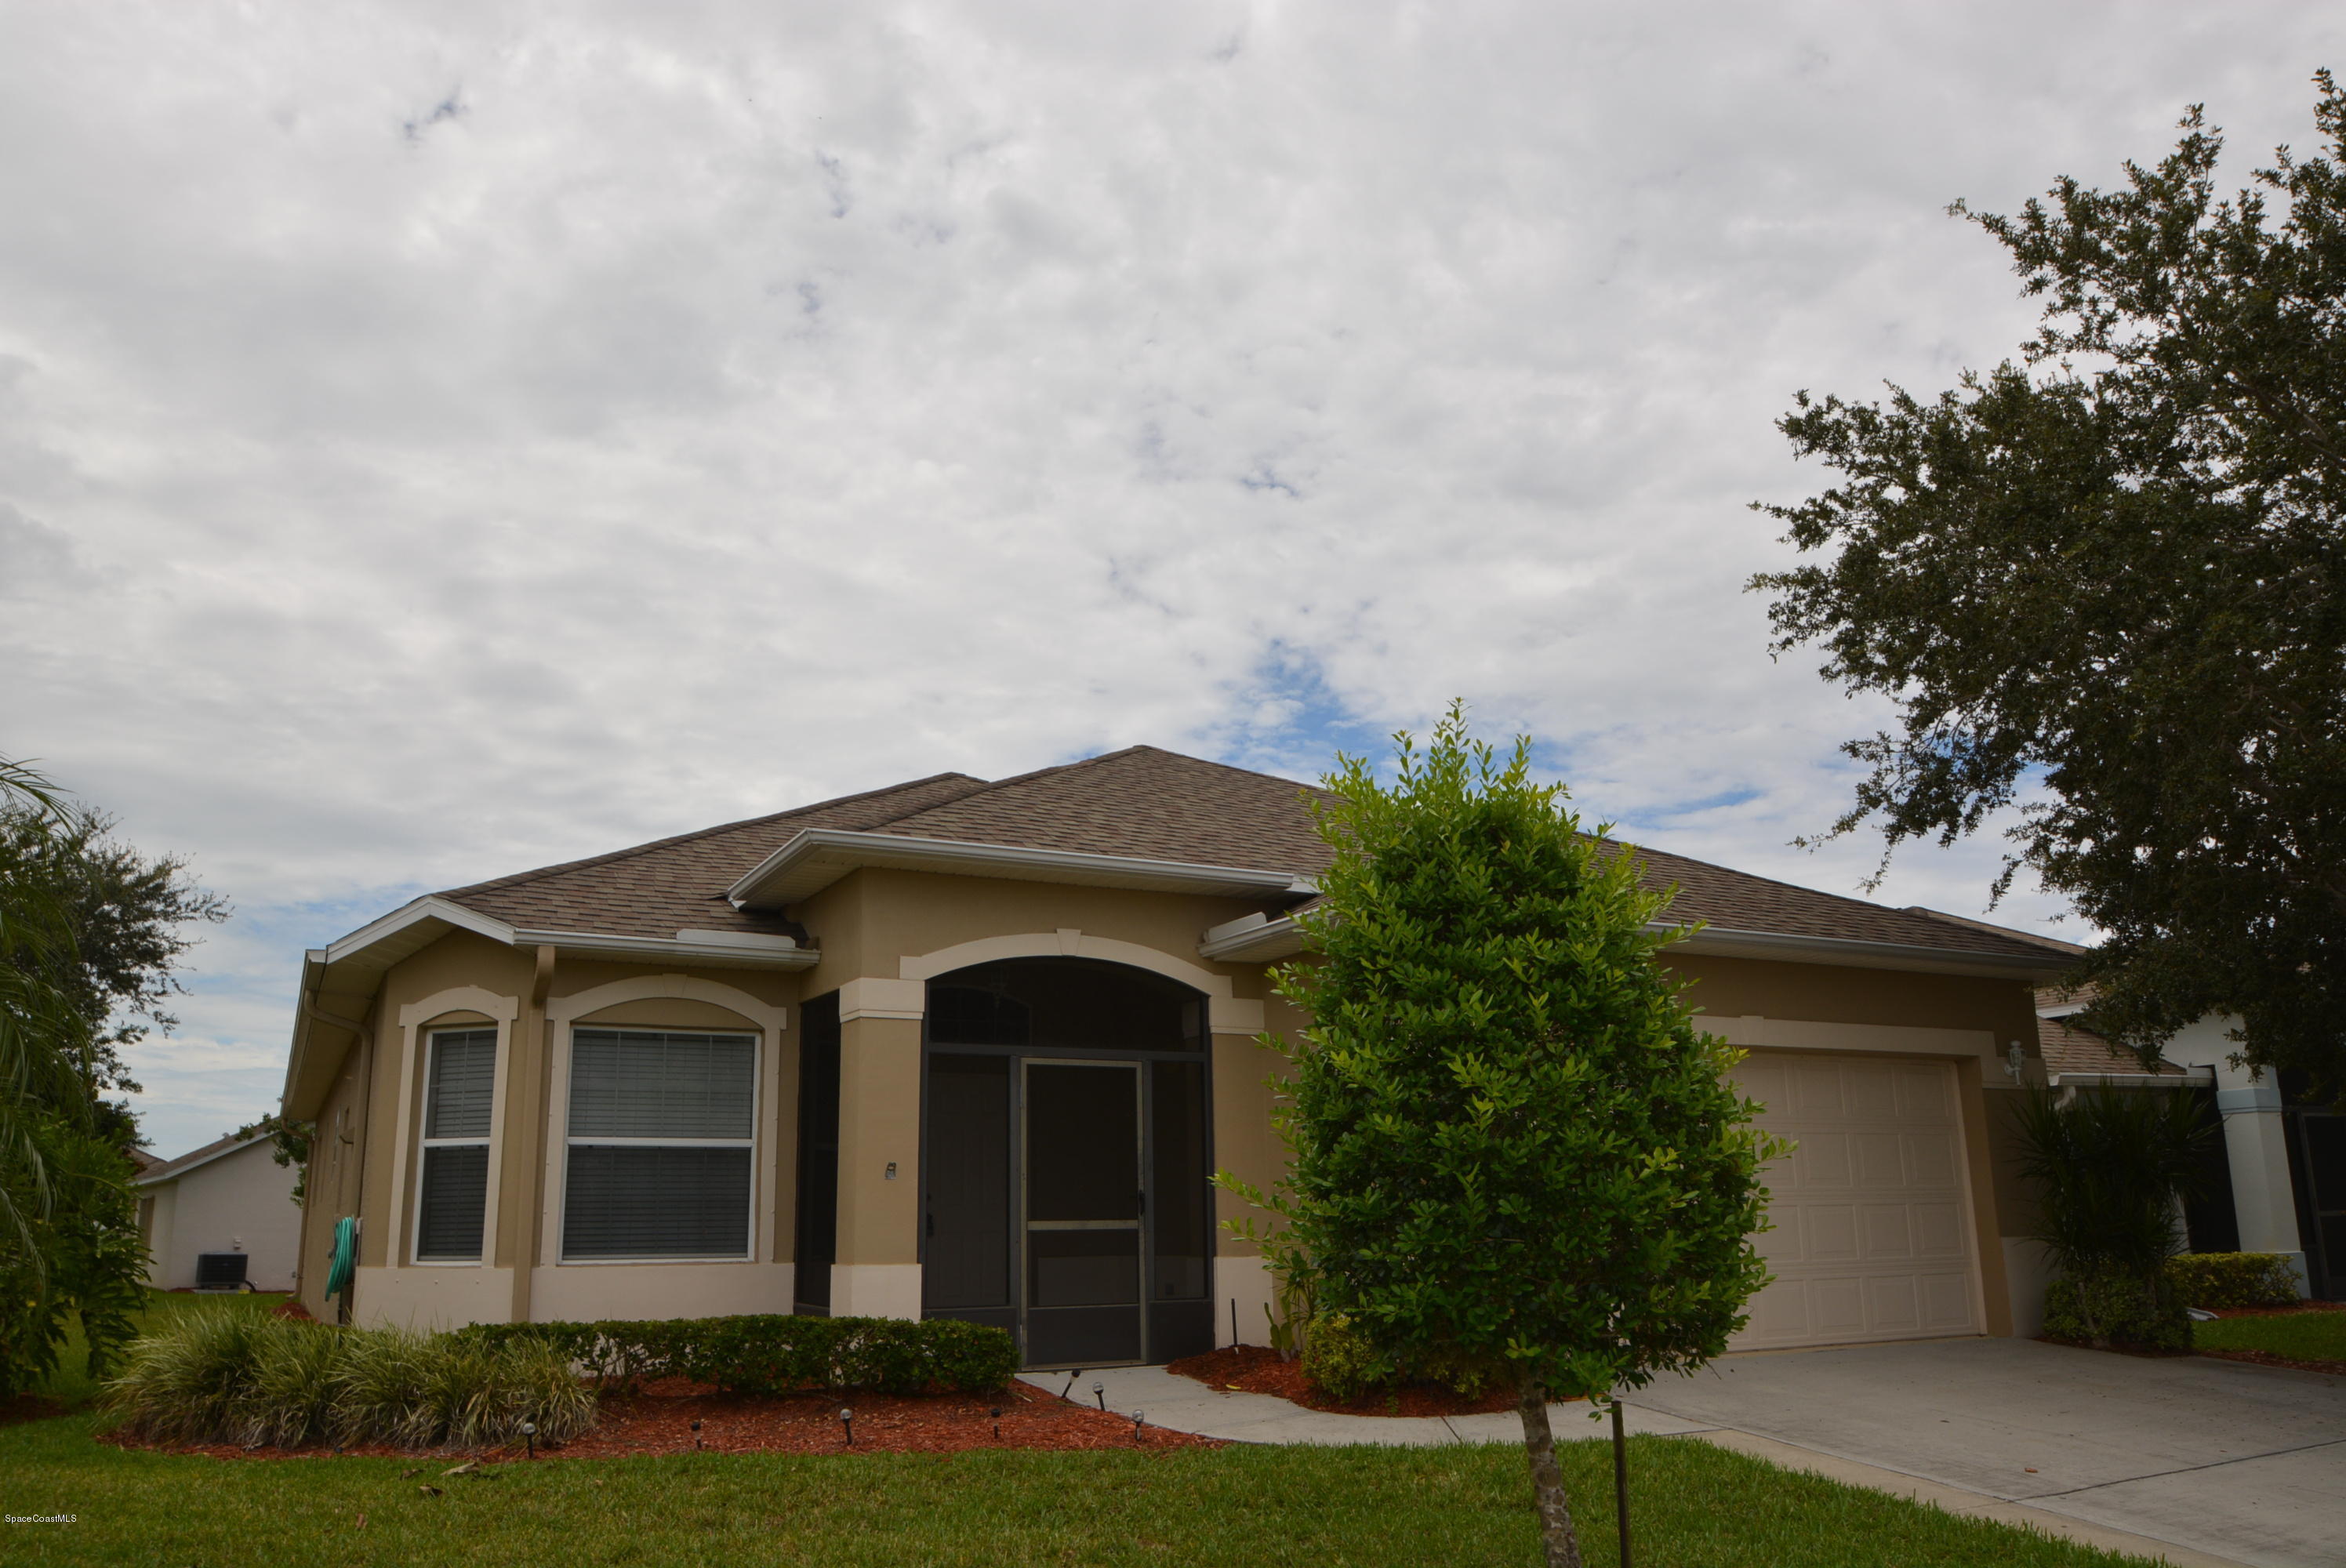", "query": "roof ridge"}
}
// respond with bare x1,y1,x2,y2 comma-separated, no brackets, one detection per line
439,771,991,900
872,749,1139,826
881,745,1334,834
